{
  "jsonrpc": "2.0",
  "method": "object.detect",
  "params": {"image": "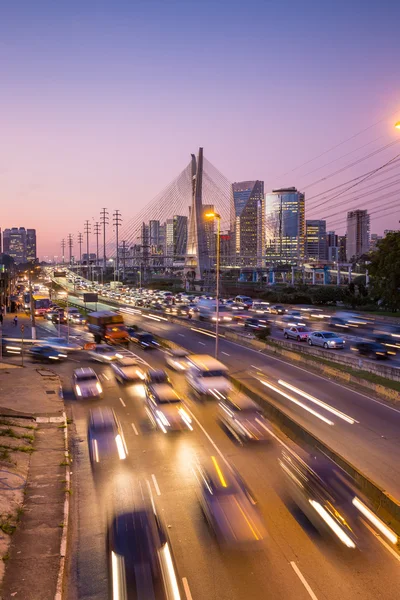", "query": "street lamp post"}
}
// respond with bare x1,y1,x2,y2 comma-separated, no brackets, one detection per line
205,212,221,358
